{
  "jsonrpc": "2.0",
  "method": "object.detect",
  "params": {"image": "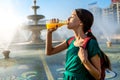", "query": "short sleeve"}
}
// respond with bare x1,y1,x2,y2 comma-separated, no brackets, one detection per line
87,39,102,58
66,36,75,47
66,37,71,47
